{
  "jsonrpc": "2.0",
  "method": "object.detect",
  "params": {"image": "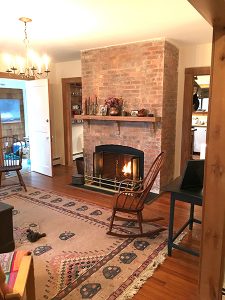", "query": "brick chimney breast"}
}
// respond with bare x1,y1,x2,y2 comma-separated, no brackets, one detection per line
81,39,179,192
